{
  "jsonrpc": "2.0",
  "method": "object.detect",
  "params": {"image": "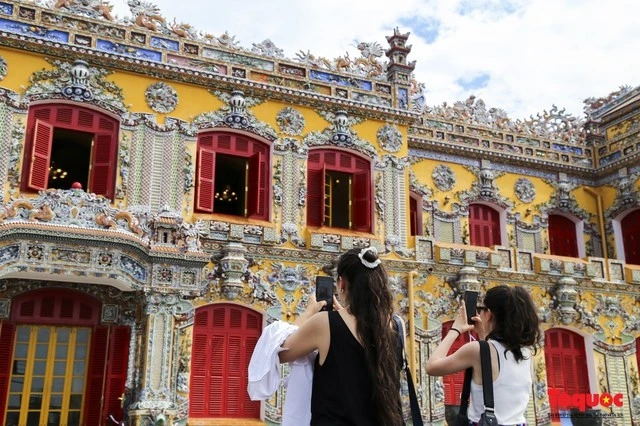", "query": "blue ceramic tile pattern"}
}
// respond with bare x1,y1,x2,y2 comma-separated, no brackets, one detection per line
309,70,372,91
398,87,408,109
150,36,179,52
0,18,69,42
0,2,13,15
119,255,148,281
97,39,162,62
